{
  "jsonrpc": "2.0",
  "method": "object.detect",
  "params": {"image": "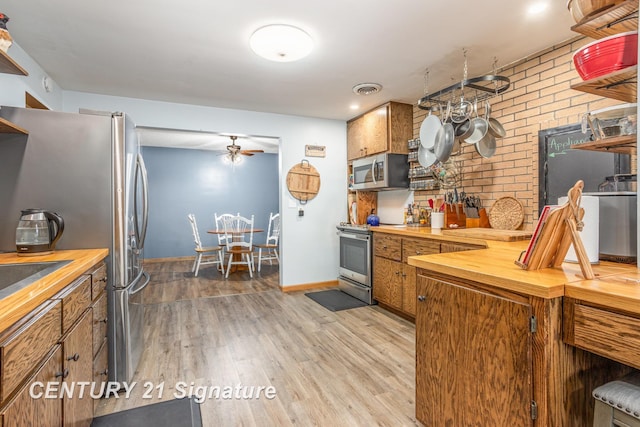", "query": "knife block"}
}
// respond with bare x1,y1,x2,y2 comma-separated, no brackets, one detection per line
444,203,466,228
